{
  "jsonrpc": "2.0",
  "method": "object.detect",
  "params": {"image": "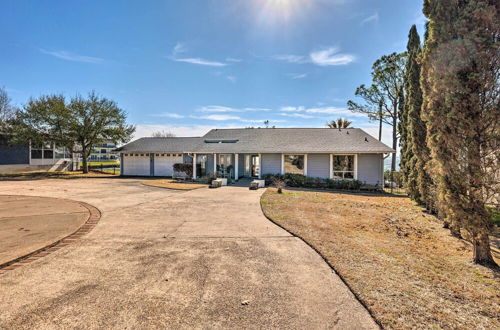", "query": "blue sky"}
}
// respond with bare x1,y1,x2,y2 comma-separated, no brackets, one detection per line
1,0,426,152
